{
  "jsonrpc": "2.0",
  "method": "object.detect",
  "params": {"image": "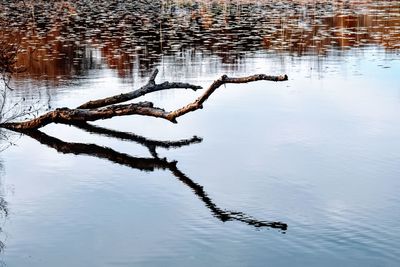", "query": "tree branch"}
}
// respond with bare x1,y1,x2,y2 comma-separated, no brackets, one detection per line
1,72,288,130
165,73,288,122
2,101,166,130
77,68,202,109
